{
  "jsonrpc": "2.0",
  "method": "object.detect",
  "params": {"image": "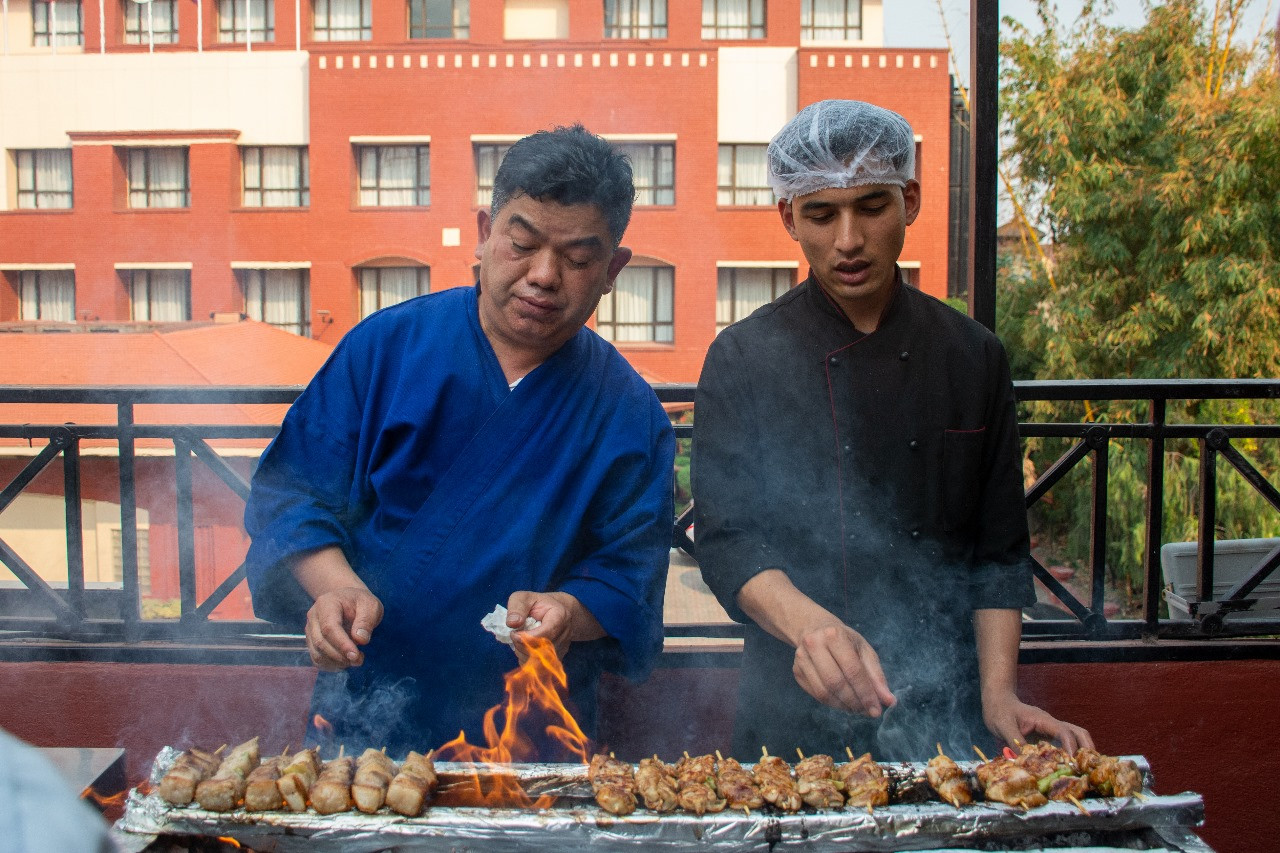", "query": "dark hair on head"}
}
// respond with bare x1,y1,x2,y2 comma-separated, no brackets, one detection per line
490,124,635,246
